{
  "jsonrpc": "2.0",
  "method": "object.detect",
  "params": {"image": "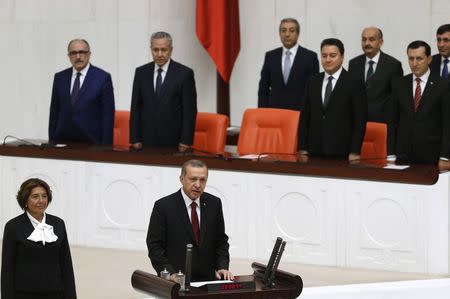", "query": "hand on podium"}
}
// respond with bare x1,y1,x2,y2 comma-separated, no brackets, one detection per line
216,269,234,280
